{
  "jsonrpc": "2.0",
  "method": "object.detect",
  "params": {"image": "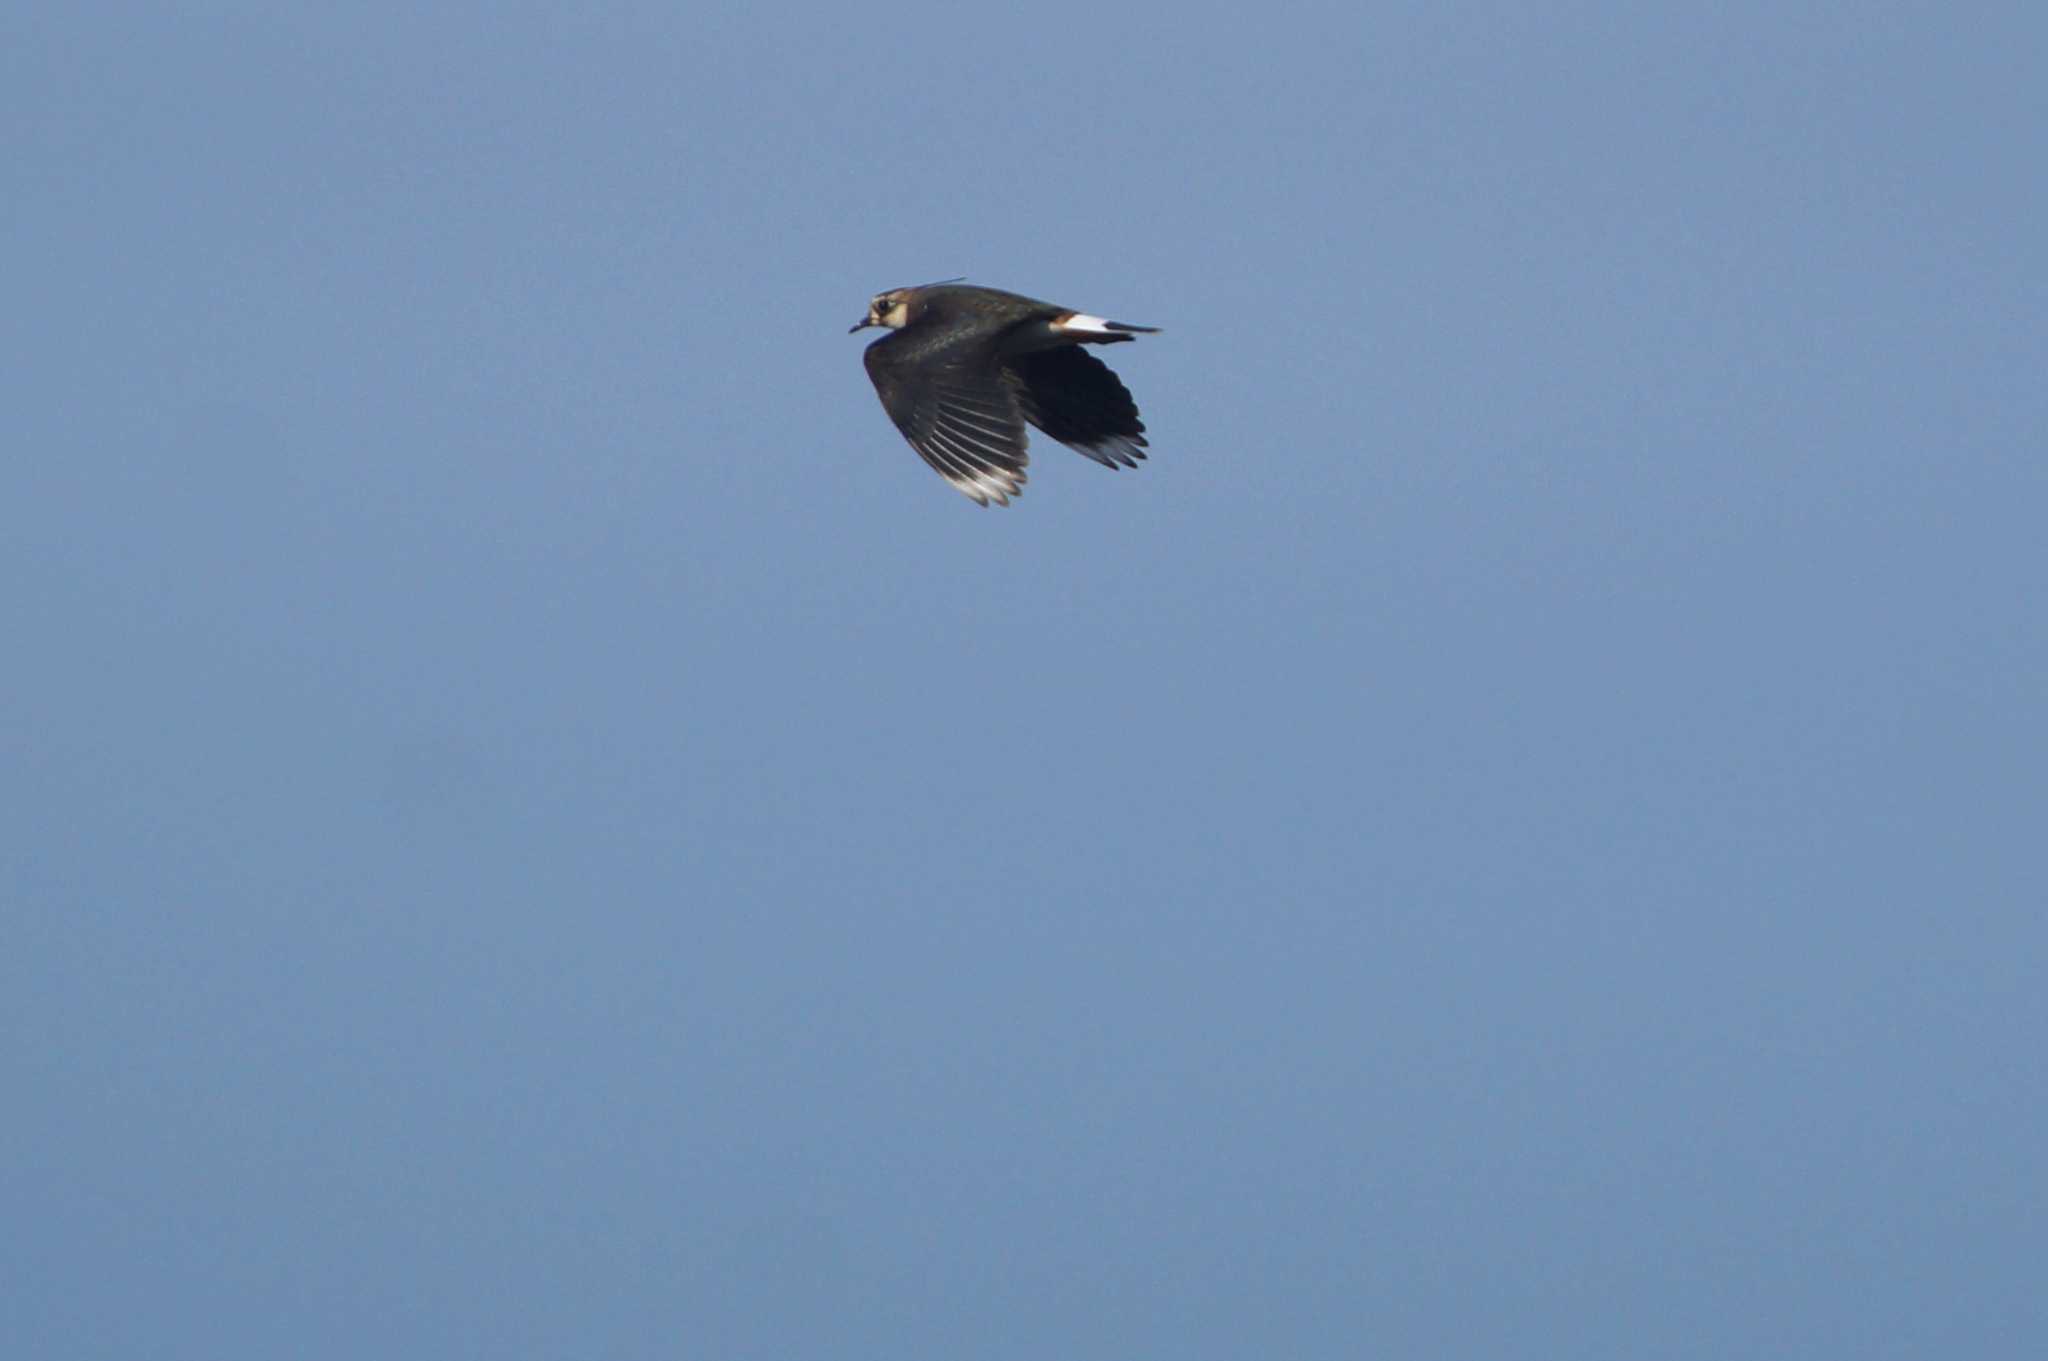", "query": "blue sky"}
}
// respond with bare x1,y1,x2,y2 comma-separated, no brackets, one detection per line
5,4,2044,1357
